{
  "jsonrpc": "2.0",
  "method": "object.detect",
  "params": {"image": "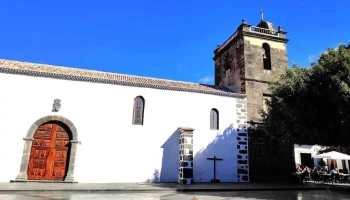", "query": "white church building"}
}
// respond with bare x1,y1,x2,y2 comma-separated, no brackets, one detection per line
0,59,249,184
